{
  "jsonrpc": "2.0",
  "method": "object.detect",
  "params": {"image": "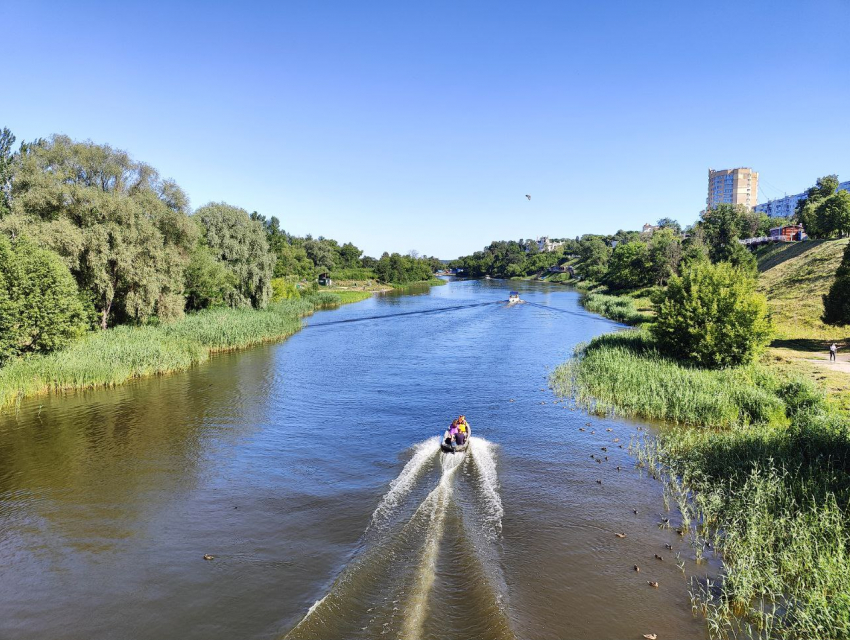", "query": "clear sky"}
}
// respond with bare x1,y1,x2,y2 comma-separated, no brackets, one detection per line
3,0,848,258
